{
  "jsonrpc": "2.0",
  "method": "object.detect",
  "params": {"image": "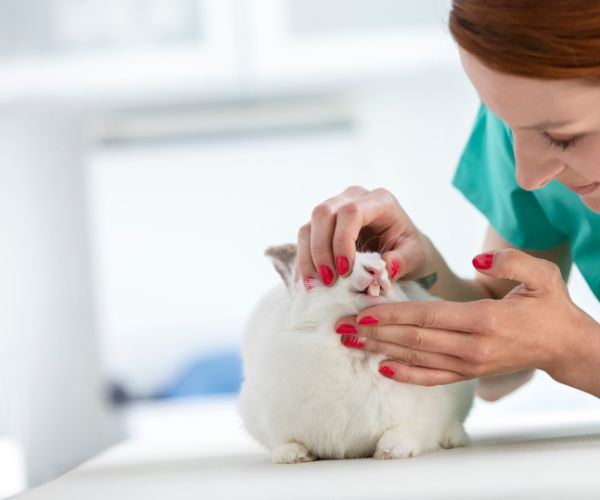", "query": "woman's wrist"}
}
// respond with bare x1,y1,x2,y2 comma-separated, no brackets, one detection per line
418,234,491,302
546,308,600,398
